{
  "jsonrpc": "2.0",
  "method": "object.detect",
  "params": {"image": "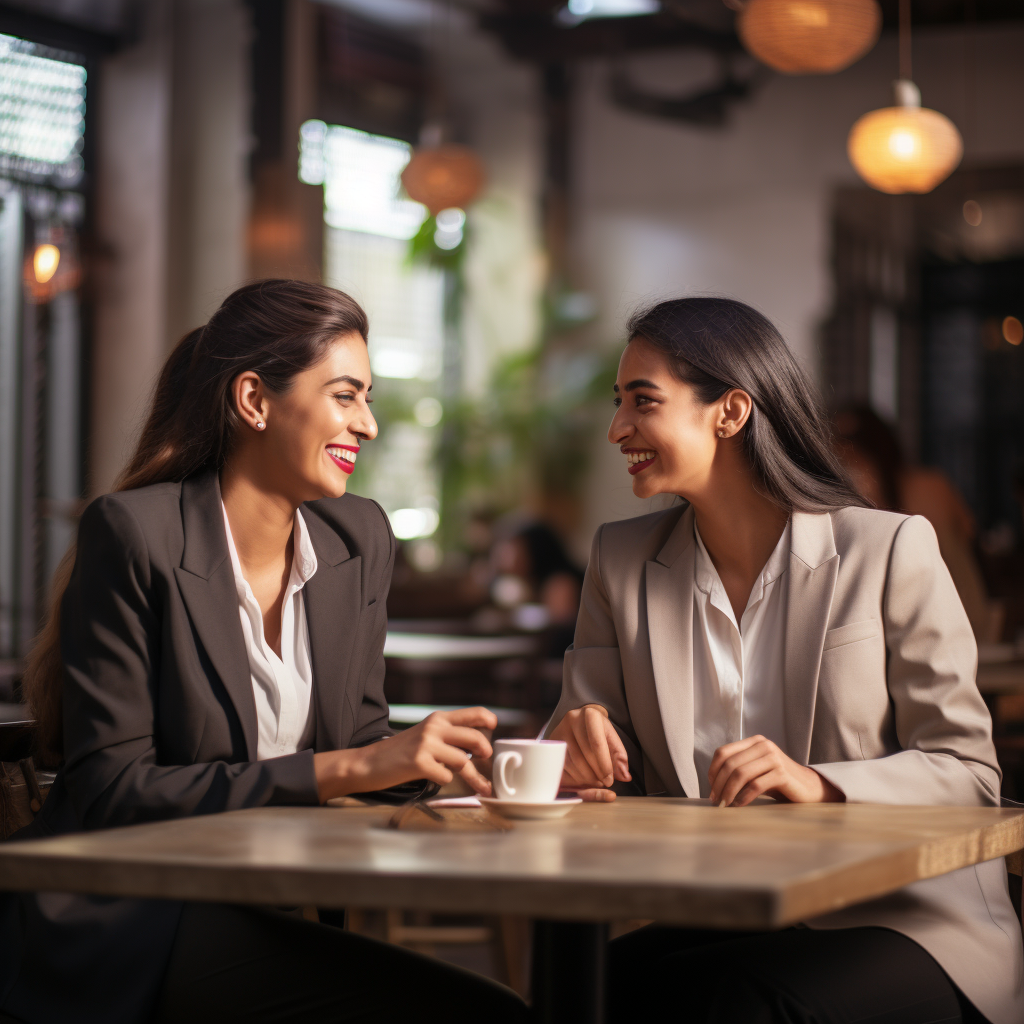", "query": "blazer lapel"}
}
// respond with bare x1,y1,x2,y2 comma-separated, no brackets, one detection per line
299,507,363,752
783,511,840,765
173,472,259,760
644,504,702,798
